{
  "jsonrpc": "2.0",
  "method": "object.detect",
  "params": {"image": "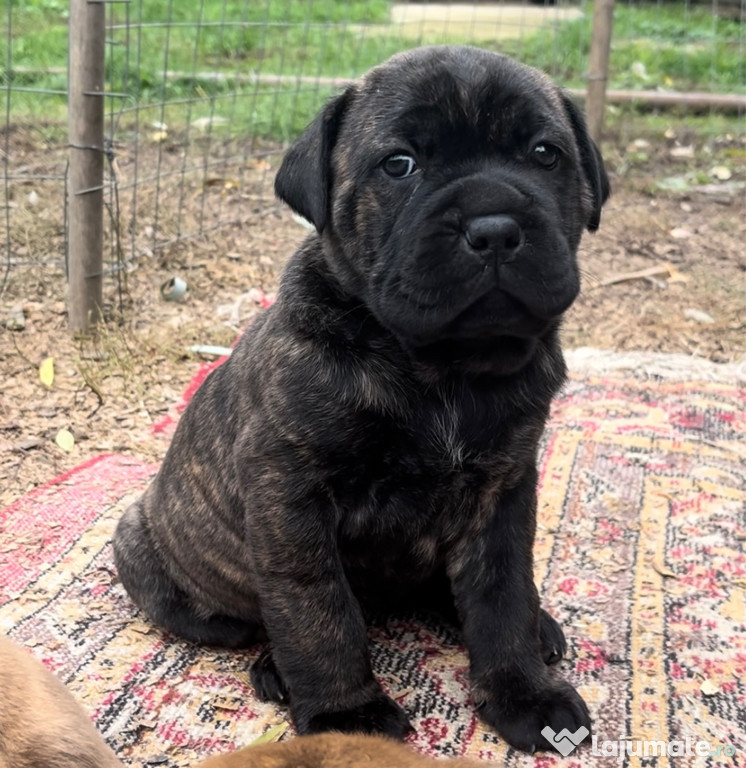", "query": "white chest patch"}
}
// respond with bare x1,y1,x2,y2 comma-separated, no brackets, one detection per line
429,399,467,468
